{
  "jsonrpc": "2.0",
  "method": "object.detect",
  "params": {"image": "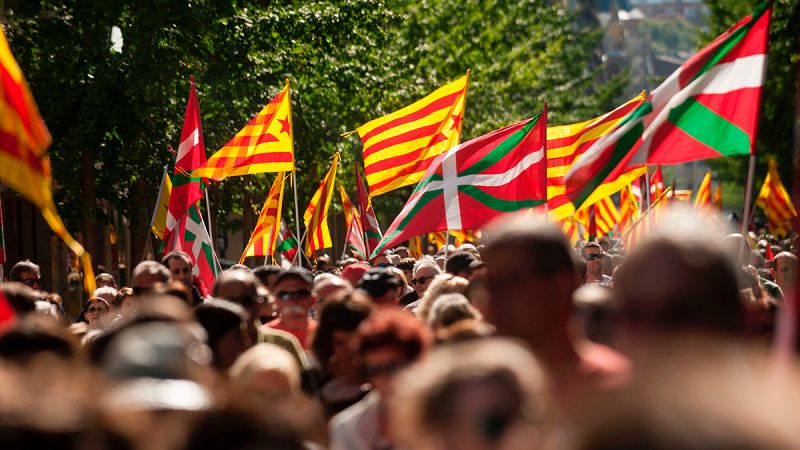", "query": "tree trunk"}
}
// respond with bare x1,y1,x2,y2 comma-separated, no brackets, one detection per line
129,179,150,268
79,148,98,266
